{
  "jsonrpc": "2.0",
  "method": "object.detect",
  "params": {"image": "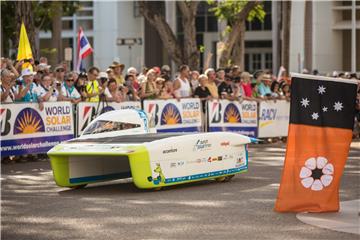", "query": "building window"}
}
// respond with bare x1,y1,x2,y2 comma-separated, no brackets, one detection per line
252,54,262,70
177,2,218,33
265,53,272,69
246,1,272,31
